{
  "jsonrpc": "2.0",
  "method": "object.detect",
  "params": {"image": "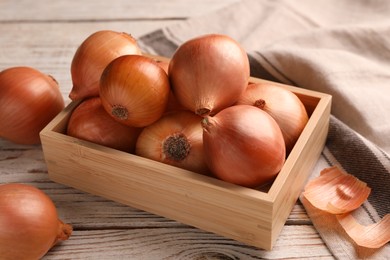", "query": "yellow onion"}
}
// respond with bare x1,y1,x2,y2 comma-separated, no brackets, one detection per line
100,55,170,127
0,183,72,260
69,30,142,101
236,82,308,154
0,67,65,144
169,34,250,116
67,97,141,153
202,105,285,188
136,110,209,175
